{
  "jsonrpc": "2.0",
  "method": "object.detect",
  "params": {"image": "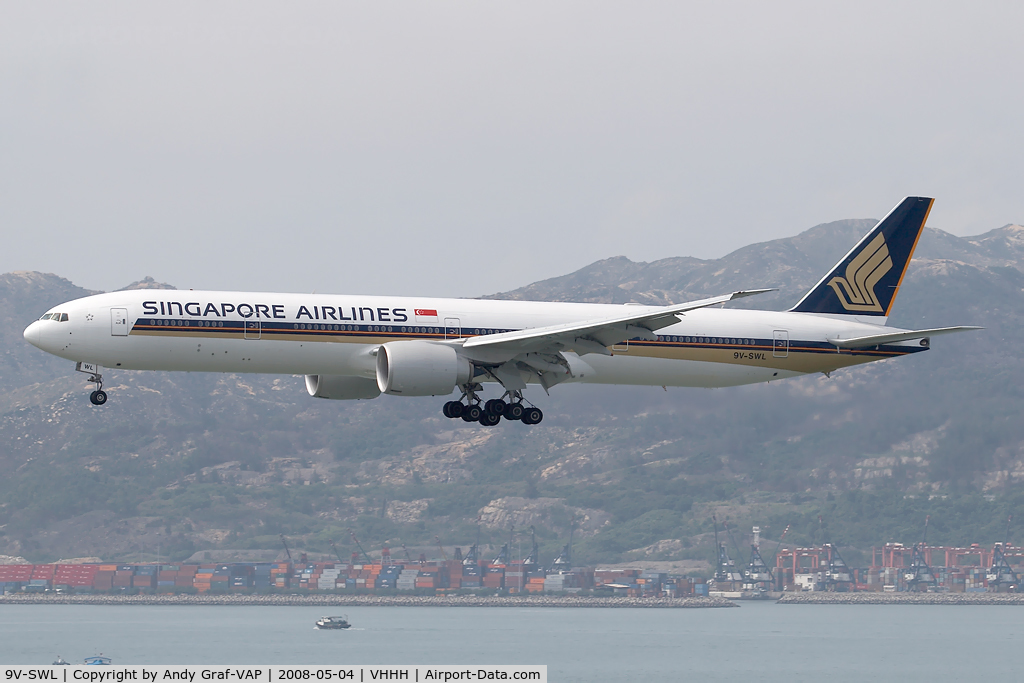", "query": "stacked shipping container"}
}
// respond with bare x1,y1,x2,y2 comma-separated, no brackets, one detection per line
2,557,1014,595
